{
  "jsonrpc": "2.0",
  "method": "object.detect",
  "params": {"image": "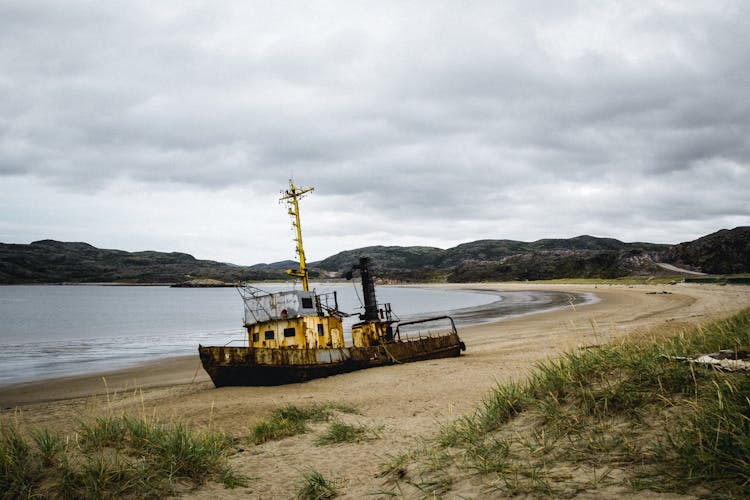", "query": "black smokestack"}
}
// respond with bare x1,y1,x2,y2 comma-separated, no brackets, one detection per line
345,257,379,321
